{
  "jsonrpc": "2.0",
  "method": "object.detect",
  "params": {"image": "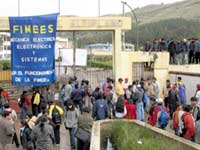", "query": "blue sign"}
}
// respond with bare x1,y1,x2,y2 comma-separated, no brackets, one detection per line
9,14,58,86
